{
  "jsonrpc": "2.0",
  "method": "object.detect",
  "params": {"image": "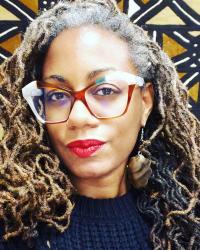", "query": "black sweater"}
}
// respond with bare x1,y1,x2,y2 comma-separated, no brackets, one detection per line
0,188,153,250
